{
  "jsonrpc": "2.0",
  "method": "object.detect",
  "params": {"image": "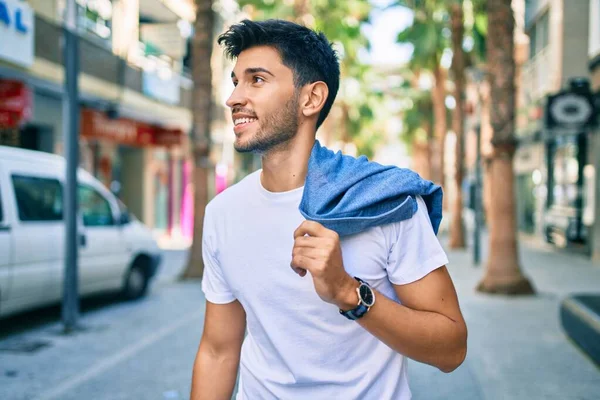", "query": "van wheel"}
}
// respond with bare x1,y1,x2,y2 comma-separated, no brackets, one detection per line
122,260,149,300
